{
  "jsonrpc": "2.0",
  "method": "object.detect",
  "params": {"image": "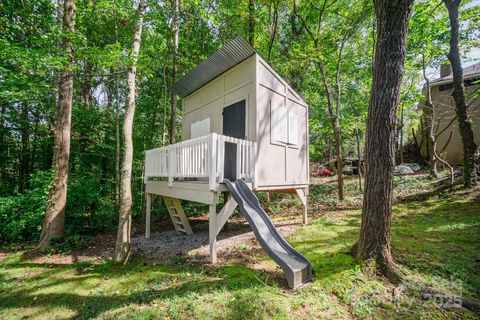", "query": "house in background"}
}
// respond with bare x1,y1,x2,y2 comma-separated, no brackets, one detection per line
417,62,480,164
